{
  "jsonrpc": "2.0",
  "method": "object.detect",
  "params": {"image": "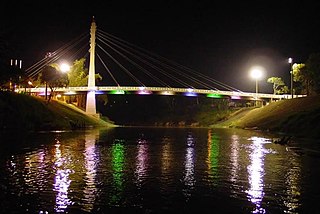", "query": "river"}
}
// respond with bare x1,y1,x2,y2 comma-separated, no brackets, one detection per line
0,127,320,213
